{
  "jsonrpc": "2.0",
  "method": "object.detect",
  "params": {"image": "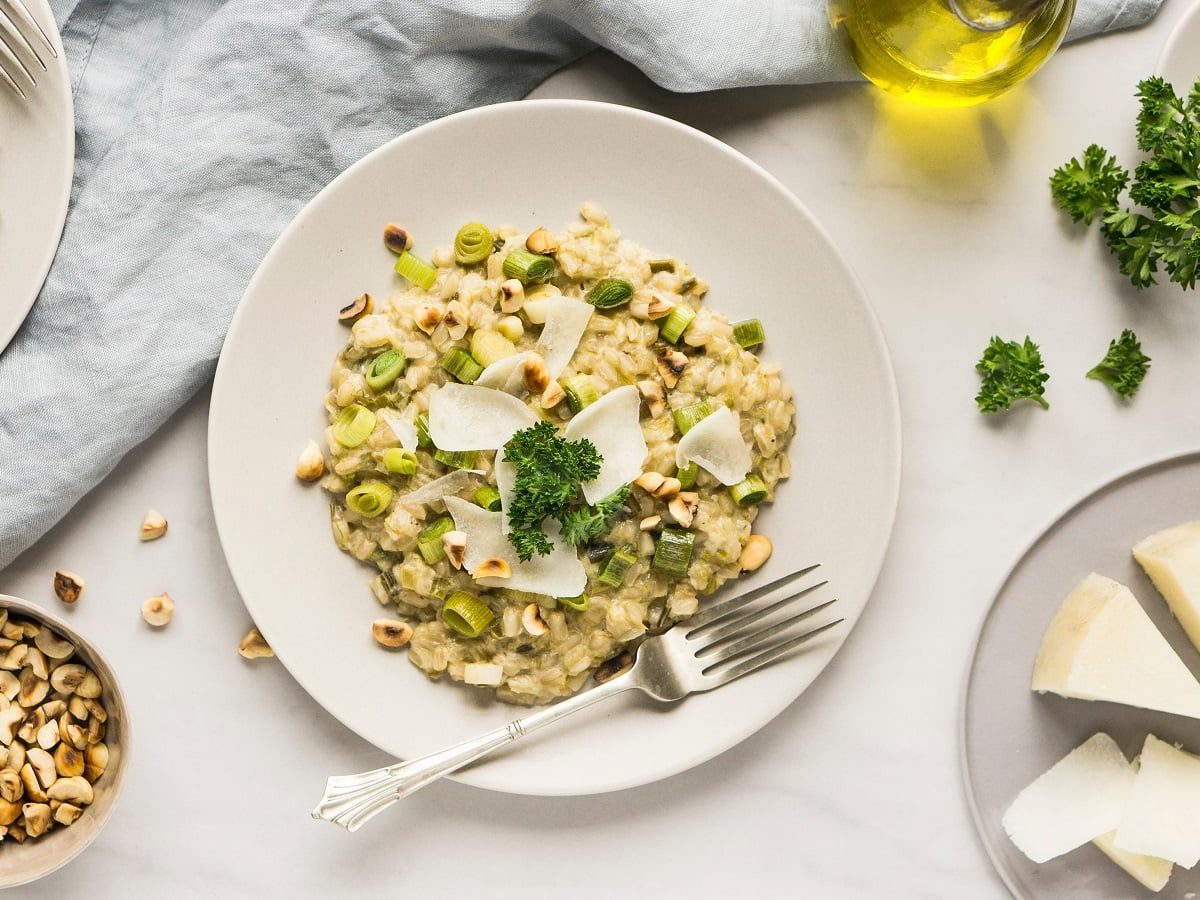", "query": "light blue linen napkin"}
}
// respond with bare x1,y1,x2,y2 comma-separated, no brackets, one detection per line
0,0,1162,569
